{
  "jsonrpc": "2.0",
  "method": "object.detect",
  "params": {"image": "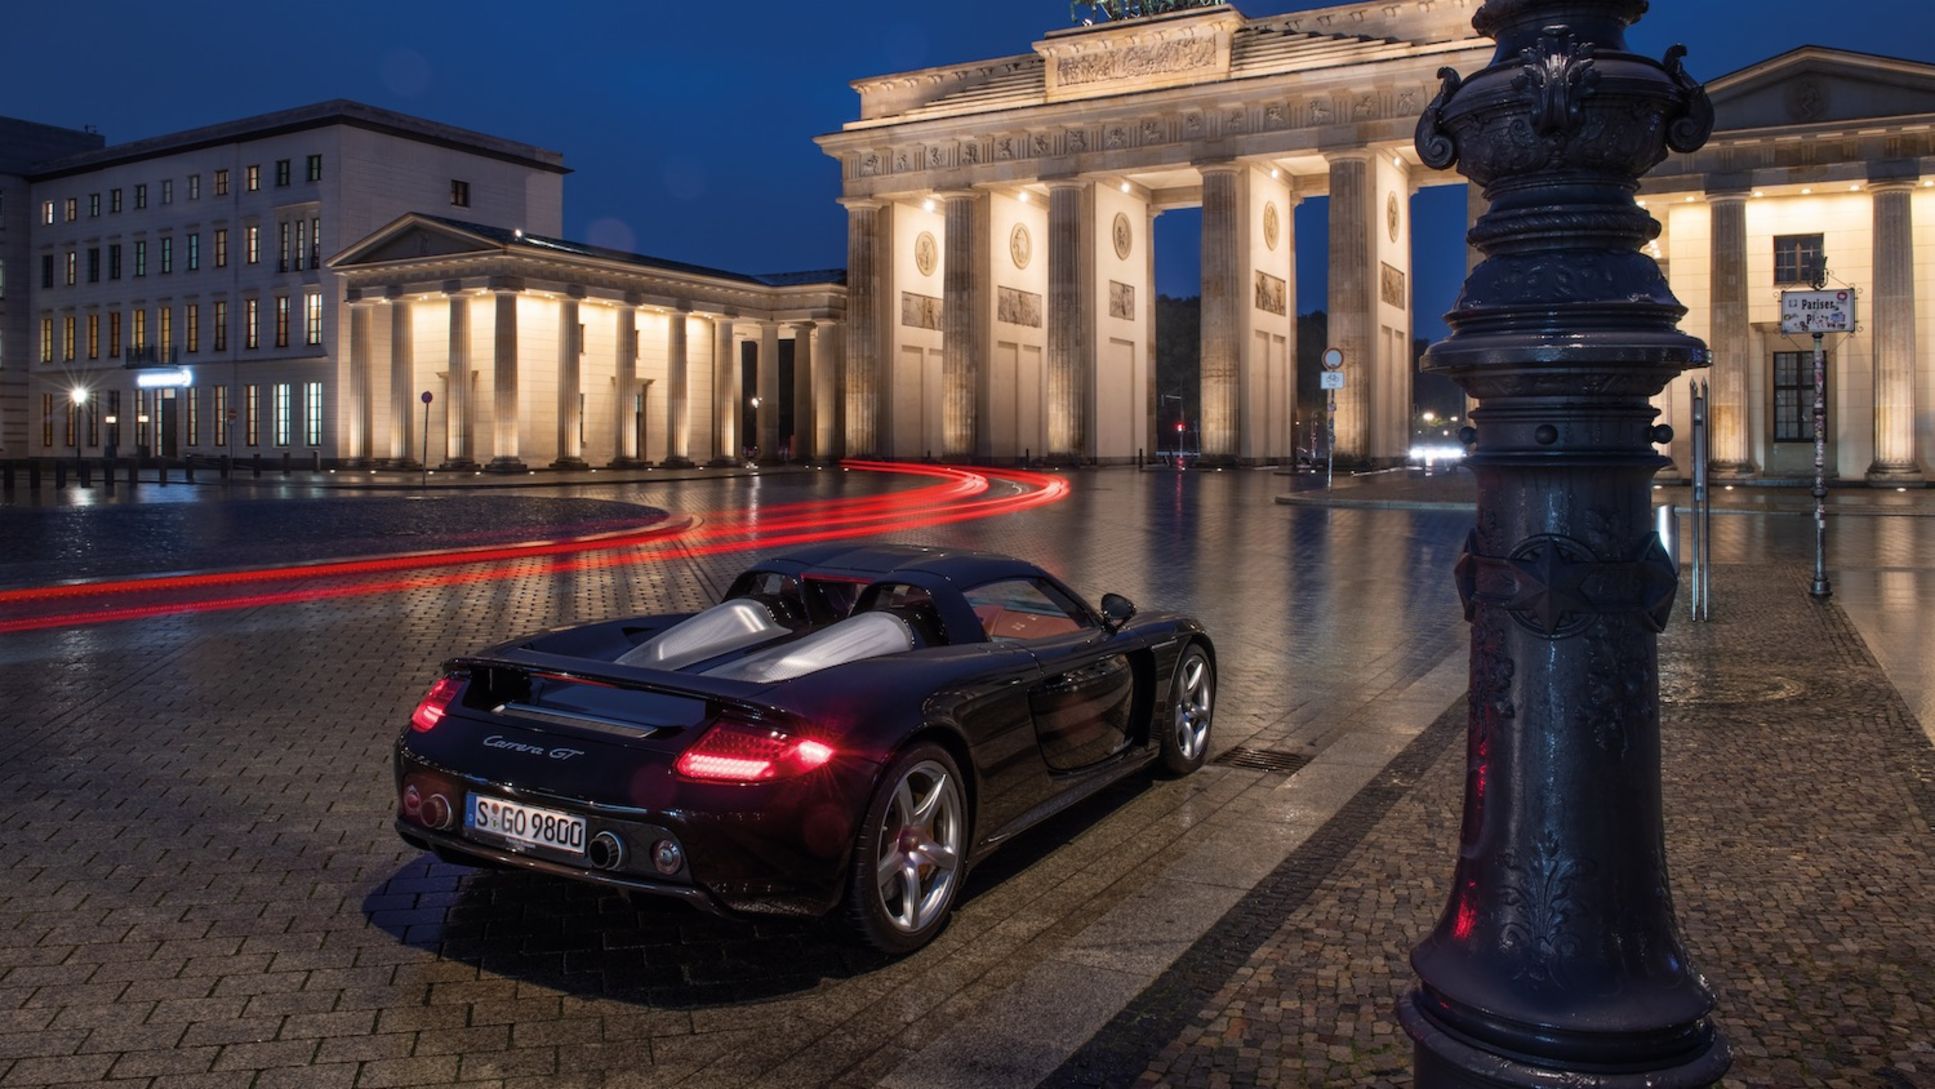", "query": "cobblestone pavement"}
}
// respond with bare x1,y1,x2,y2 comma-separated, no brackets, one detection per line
1068,561,1935,1089
0,467,1473,1088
